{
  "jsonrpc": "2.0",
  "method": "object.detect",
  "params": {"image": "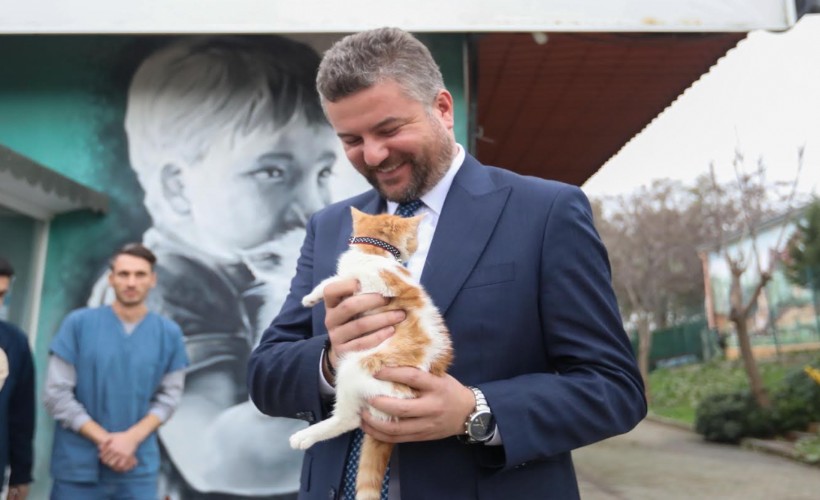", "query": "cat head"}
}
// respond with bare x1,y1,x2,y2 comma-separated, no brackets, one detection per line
350,207,424,262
